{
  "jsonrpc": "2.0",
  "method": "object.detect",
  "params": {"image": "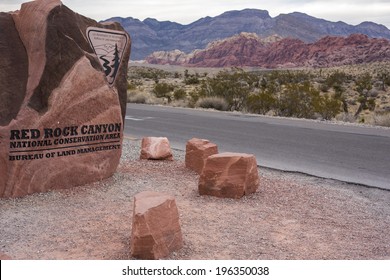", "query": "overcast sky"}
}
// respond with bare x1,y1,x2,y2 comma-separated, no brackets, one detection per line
1,0,390,28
